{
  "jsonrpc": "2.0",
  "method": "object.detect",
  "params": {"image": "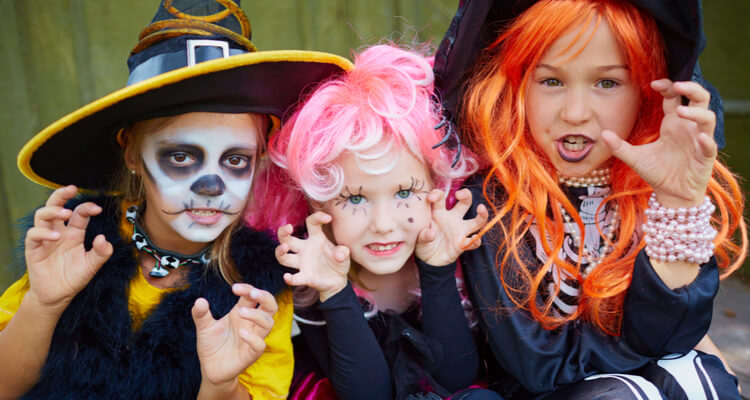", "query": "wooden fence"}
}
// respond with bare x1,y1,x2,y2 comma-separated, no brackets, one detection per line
1,0,748,290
